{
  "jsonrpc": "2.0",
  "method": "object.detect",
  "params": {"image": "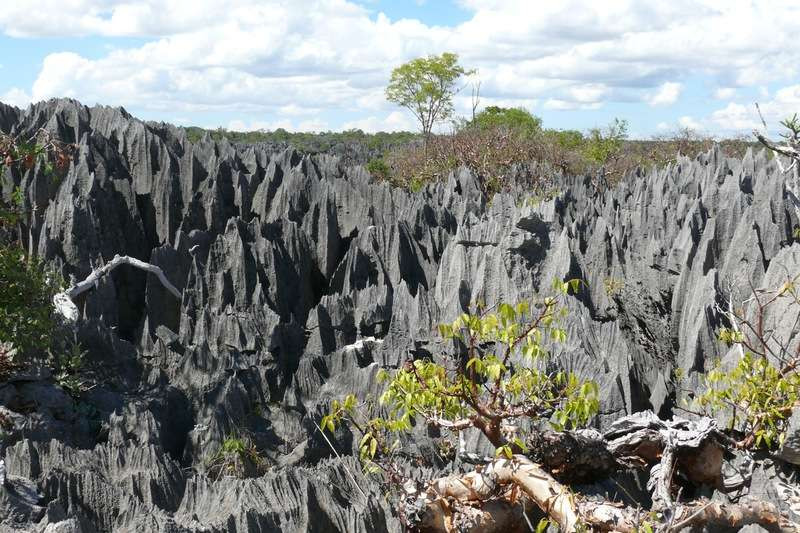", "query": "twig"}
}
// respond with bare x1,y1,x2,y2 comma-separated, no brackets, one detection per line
668,501,713,532
312,420,368,500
